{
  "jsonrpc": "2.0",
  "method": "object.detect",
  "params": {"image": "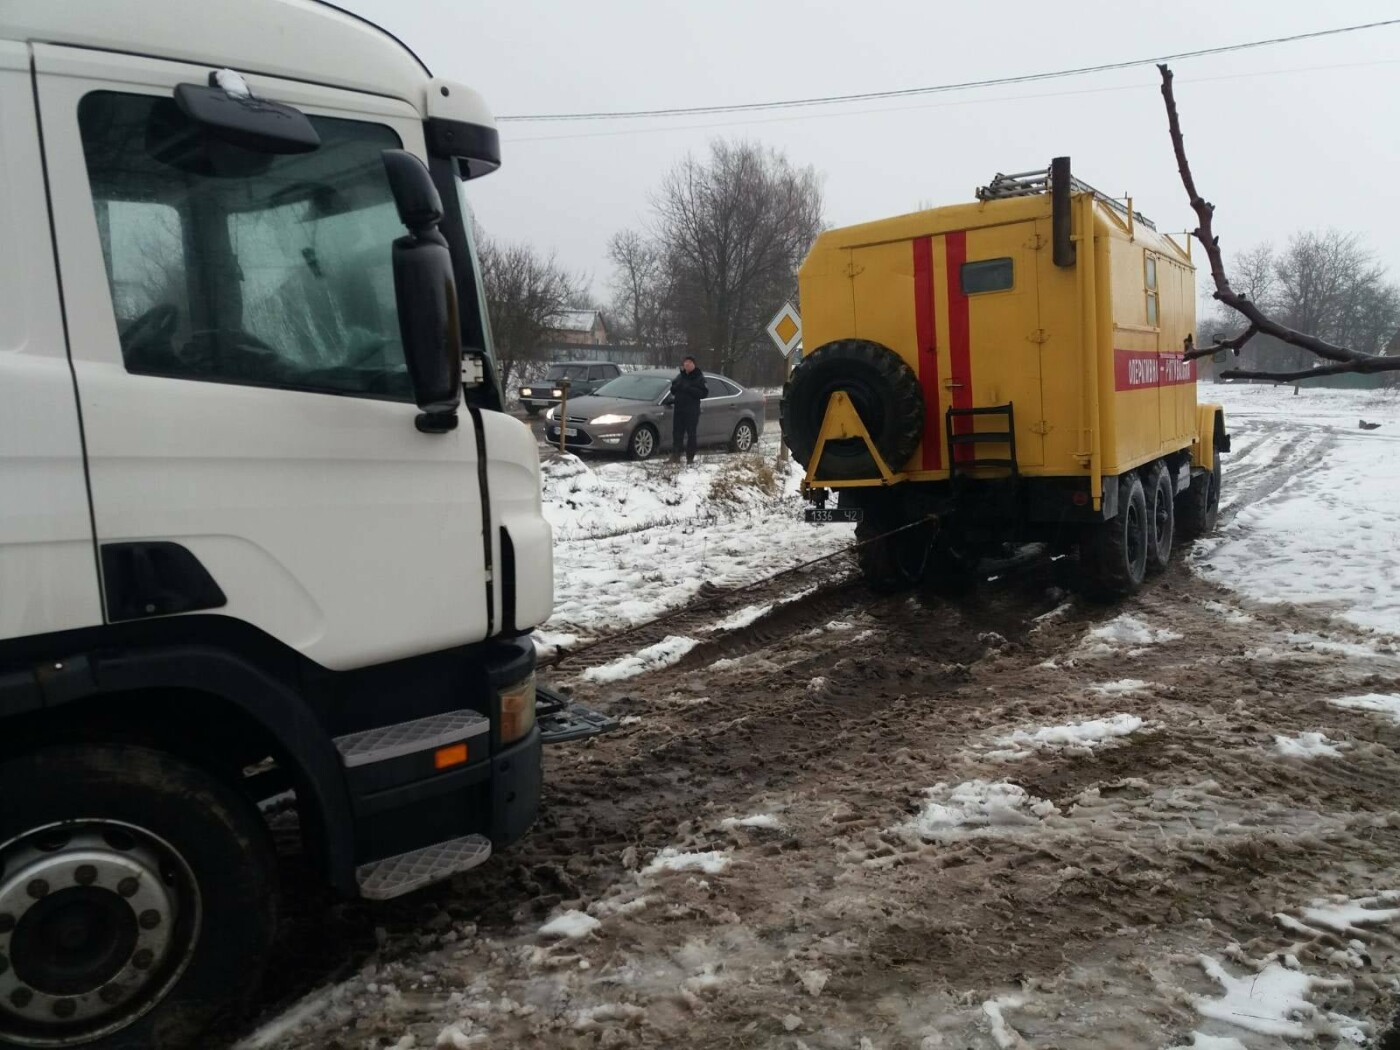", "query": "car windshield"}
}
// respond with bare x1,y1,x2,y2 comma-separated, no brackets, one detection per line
592,375,669,401
546,364,590,381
